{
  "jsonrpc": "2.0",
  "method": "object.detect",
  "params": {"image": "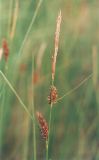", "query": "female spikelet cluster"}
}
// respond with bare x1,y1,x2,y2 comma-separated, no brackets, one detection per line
48,85,58,105
36,112,48,139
